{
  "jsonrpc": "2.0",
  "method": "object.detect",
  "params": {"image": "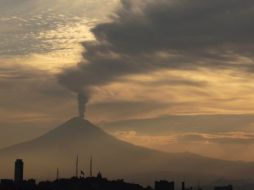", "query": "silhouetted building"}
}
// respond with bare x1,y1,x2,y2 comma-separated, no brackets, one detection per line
0,172,238,190
214,185,233,190
0,179,14,185
155,180,174,190
182,182,185,190
90,156,93,177
26,179,36,185
182,182,192,190
97,171,102,179
14,159,24,184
